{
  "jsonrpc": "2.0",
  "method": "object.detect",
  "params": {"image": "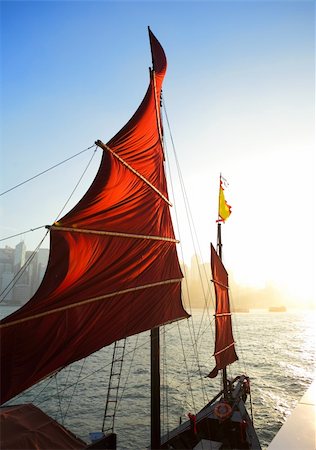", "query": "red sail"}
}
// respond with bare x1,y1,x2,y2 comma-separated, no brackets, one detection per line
0,29,188,405
208,244,238,378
